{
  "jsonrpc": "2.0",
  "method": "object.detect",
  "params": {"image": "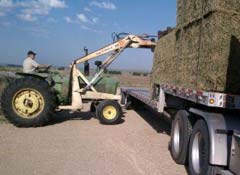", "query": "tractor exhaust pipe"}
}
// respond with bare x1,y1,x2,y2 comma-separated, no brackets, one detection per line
84,46,89,76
